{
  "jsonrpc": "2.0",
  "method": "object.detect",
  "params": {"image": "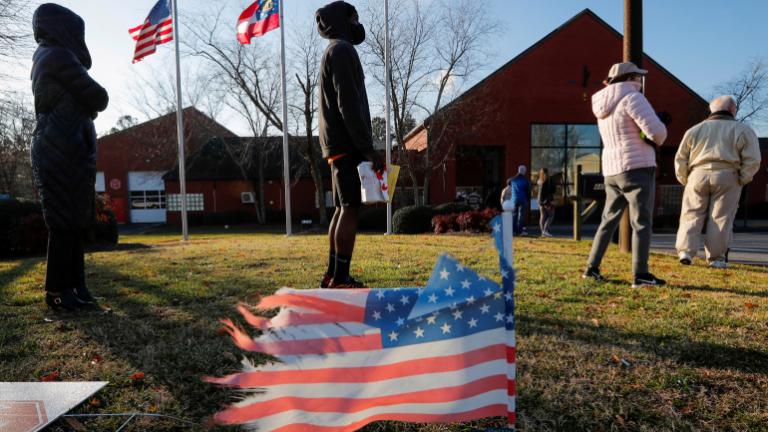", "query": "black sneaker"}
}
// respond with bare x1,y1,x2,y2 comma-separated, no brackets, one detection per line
73,286,97,305
632,273,666,289
329,277,367,289
46,291,83,311
582,266,604,282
